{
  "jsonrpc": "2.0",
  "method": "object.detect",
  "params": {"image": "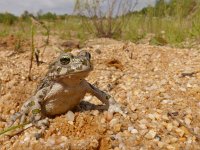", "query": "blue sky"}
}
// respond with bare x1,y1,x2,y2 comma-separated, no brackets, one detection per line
0,0,157,16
